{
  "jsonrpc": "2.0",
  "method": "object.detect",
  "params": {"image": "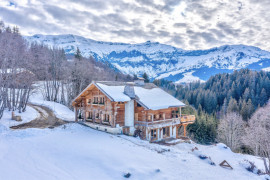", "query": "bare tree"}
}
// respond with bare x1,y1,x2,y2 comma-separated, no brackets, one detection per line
218,112,246,151
0,22,35,117
243,102,270,175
